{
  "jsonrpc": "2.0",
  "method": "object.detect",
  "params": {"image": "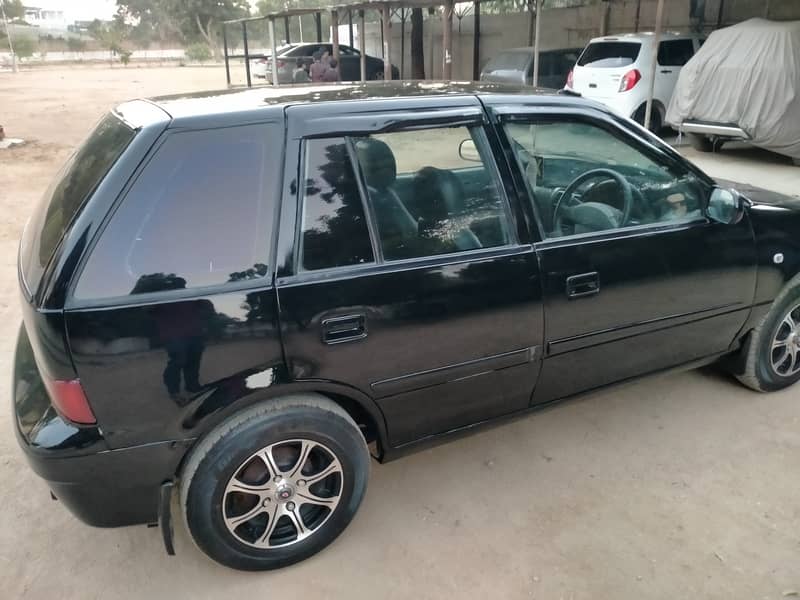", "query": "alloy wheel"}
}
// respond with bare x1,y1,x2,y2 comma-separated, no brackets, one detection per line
222,439,344,549
770,304,800,377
